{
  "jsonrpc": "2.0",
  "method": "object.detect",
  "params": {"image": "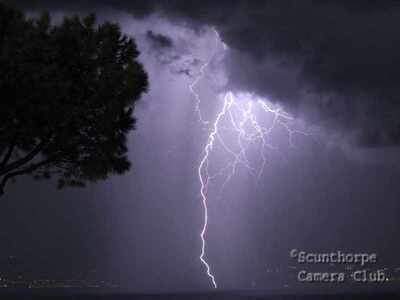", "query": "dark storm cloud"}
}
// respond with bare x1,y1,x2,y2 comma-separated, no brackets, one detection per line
146,30,173,49
144,29,199,77
12,0,400,146
145,30,176,65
